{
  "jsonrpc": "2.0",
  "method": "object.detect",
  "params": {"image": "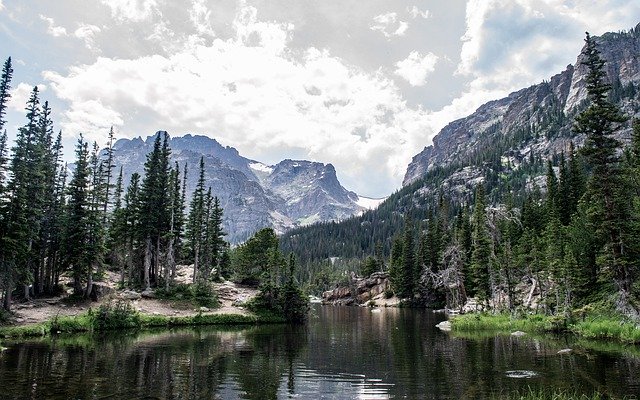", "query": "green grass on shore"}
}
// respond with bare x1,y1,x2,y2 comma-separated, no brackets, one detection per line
0,309,285,339
493,387,606,400
450,313,640,344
